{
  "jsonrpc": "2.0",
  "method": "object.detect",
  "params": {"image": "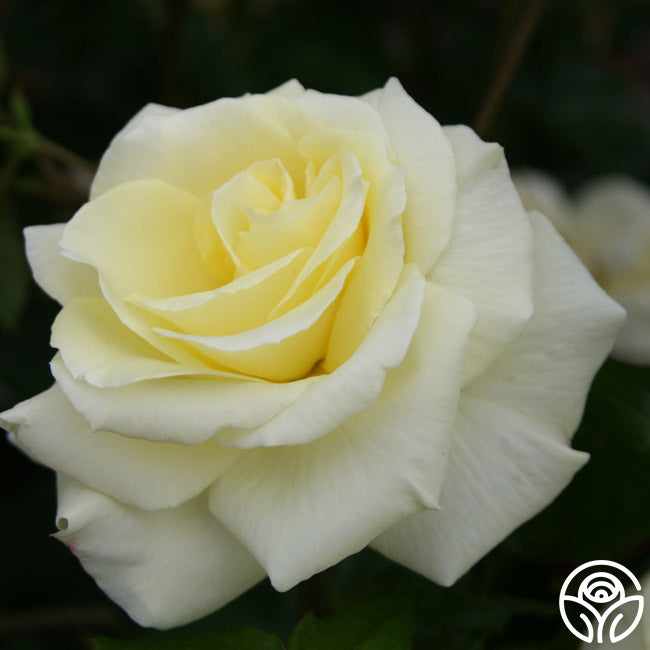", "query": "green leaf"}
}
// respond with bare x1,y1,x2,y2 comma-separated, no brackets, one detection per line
8,89,35,133
92,627,285,650
508,359,650,561
288,594,416,650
